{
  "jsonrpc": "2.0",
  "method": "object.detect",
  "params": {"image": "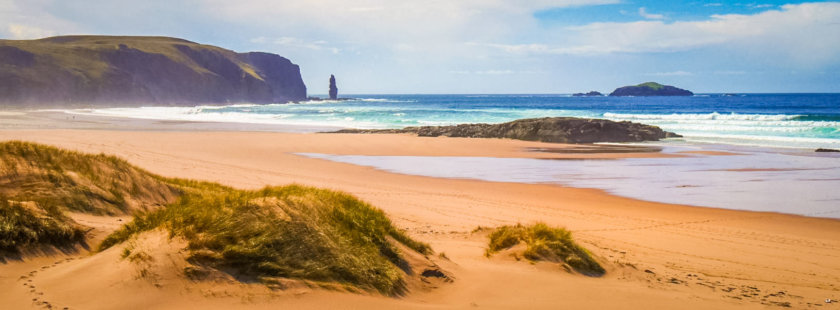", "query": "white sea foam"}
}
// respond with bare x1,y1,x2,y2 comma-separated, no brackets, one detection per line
357,98,417,103
603,112,801,121
53,102,839,150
